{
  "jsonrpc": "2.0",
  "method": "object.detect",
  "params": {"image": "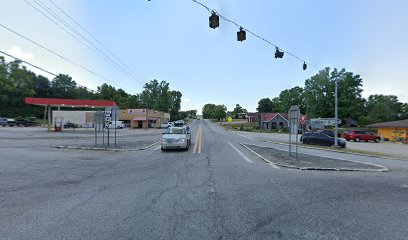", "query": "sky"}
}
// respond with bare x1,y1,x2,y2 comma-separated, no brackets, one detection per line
1,0,407,114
